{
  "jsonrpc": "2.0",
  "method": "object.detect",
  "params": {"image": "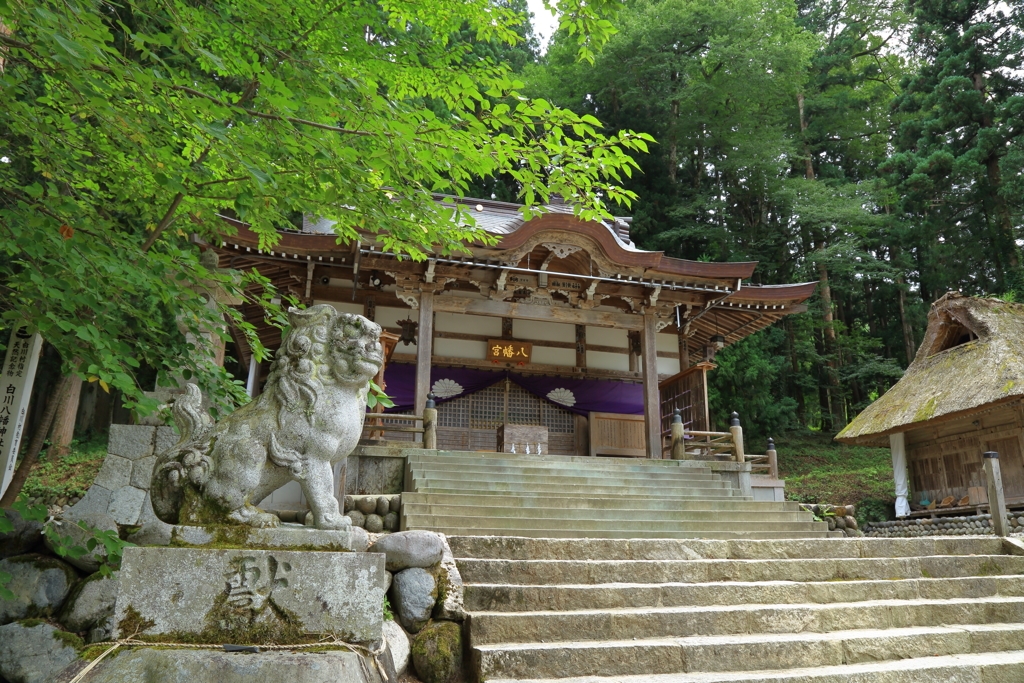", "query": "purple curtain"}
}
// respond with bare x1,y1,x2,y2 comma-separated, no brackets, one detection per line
379,362,644,416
